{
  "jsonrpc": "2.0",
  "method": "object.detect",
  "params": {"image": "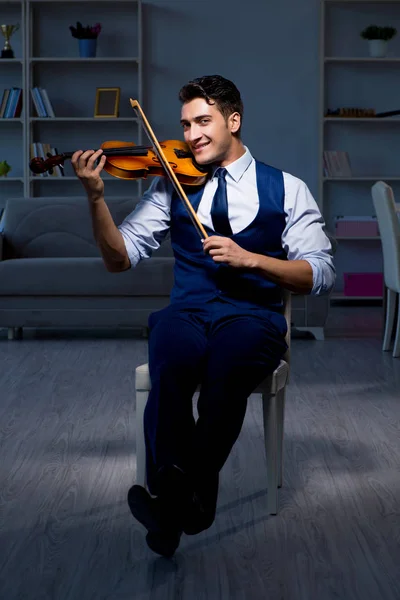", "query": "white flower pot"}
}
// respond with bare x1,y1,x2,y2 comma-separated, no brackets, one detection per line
368,39,388,58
